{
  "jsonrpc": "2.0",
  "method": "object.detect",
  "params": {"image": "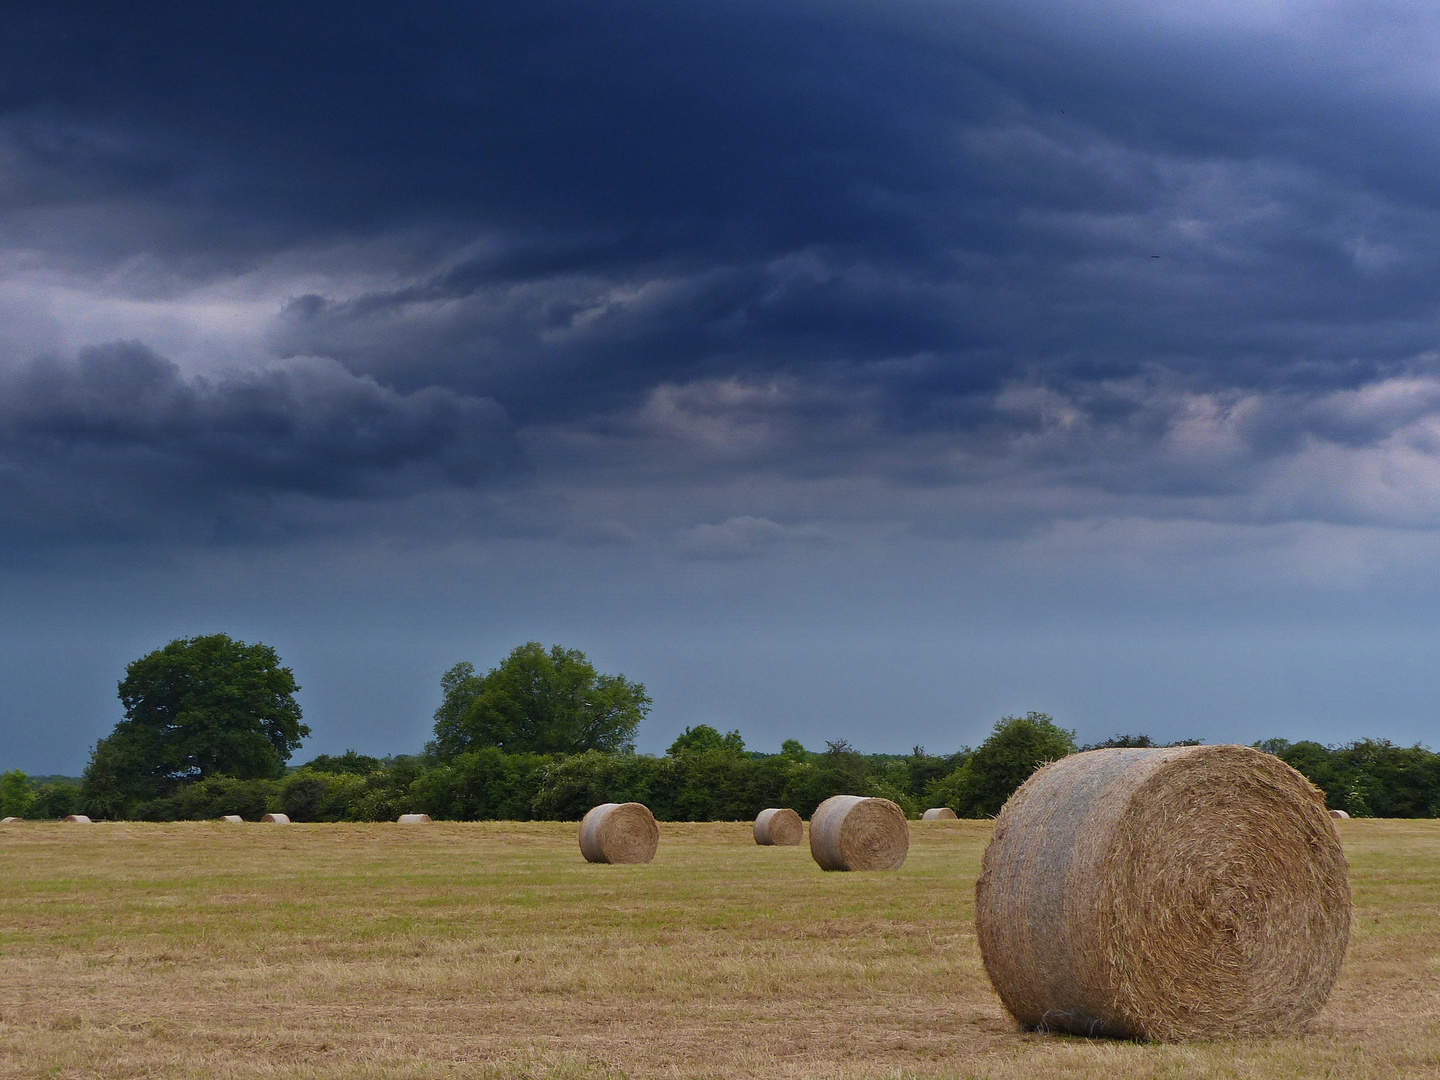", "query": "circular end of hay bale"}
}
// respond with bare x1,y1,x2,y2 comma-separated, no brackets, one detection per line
975,745,1351,1041
809,795,909,871
754,807,804,845
63,814,92,824
219,815,244,823
1330,808,1350,819
260,812,291,824
1,817,21,824
397,813,432,824
921,807,959,821
579,802,659,864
